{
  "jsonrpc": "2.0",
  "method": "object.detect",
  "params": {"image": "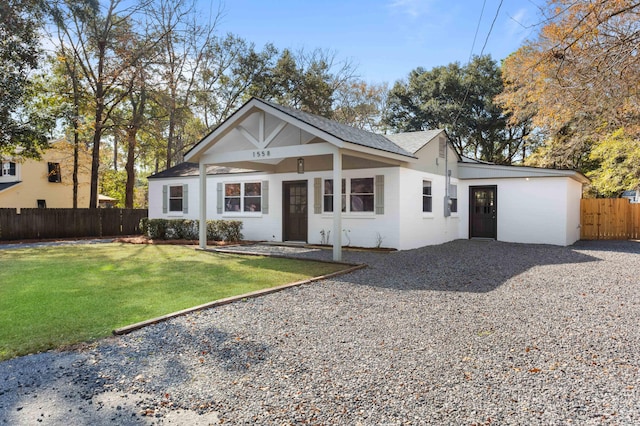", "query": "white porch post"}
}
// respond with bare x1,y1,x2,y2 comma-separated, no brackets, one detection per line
332,150,342,262
198,162,207,249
